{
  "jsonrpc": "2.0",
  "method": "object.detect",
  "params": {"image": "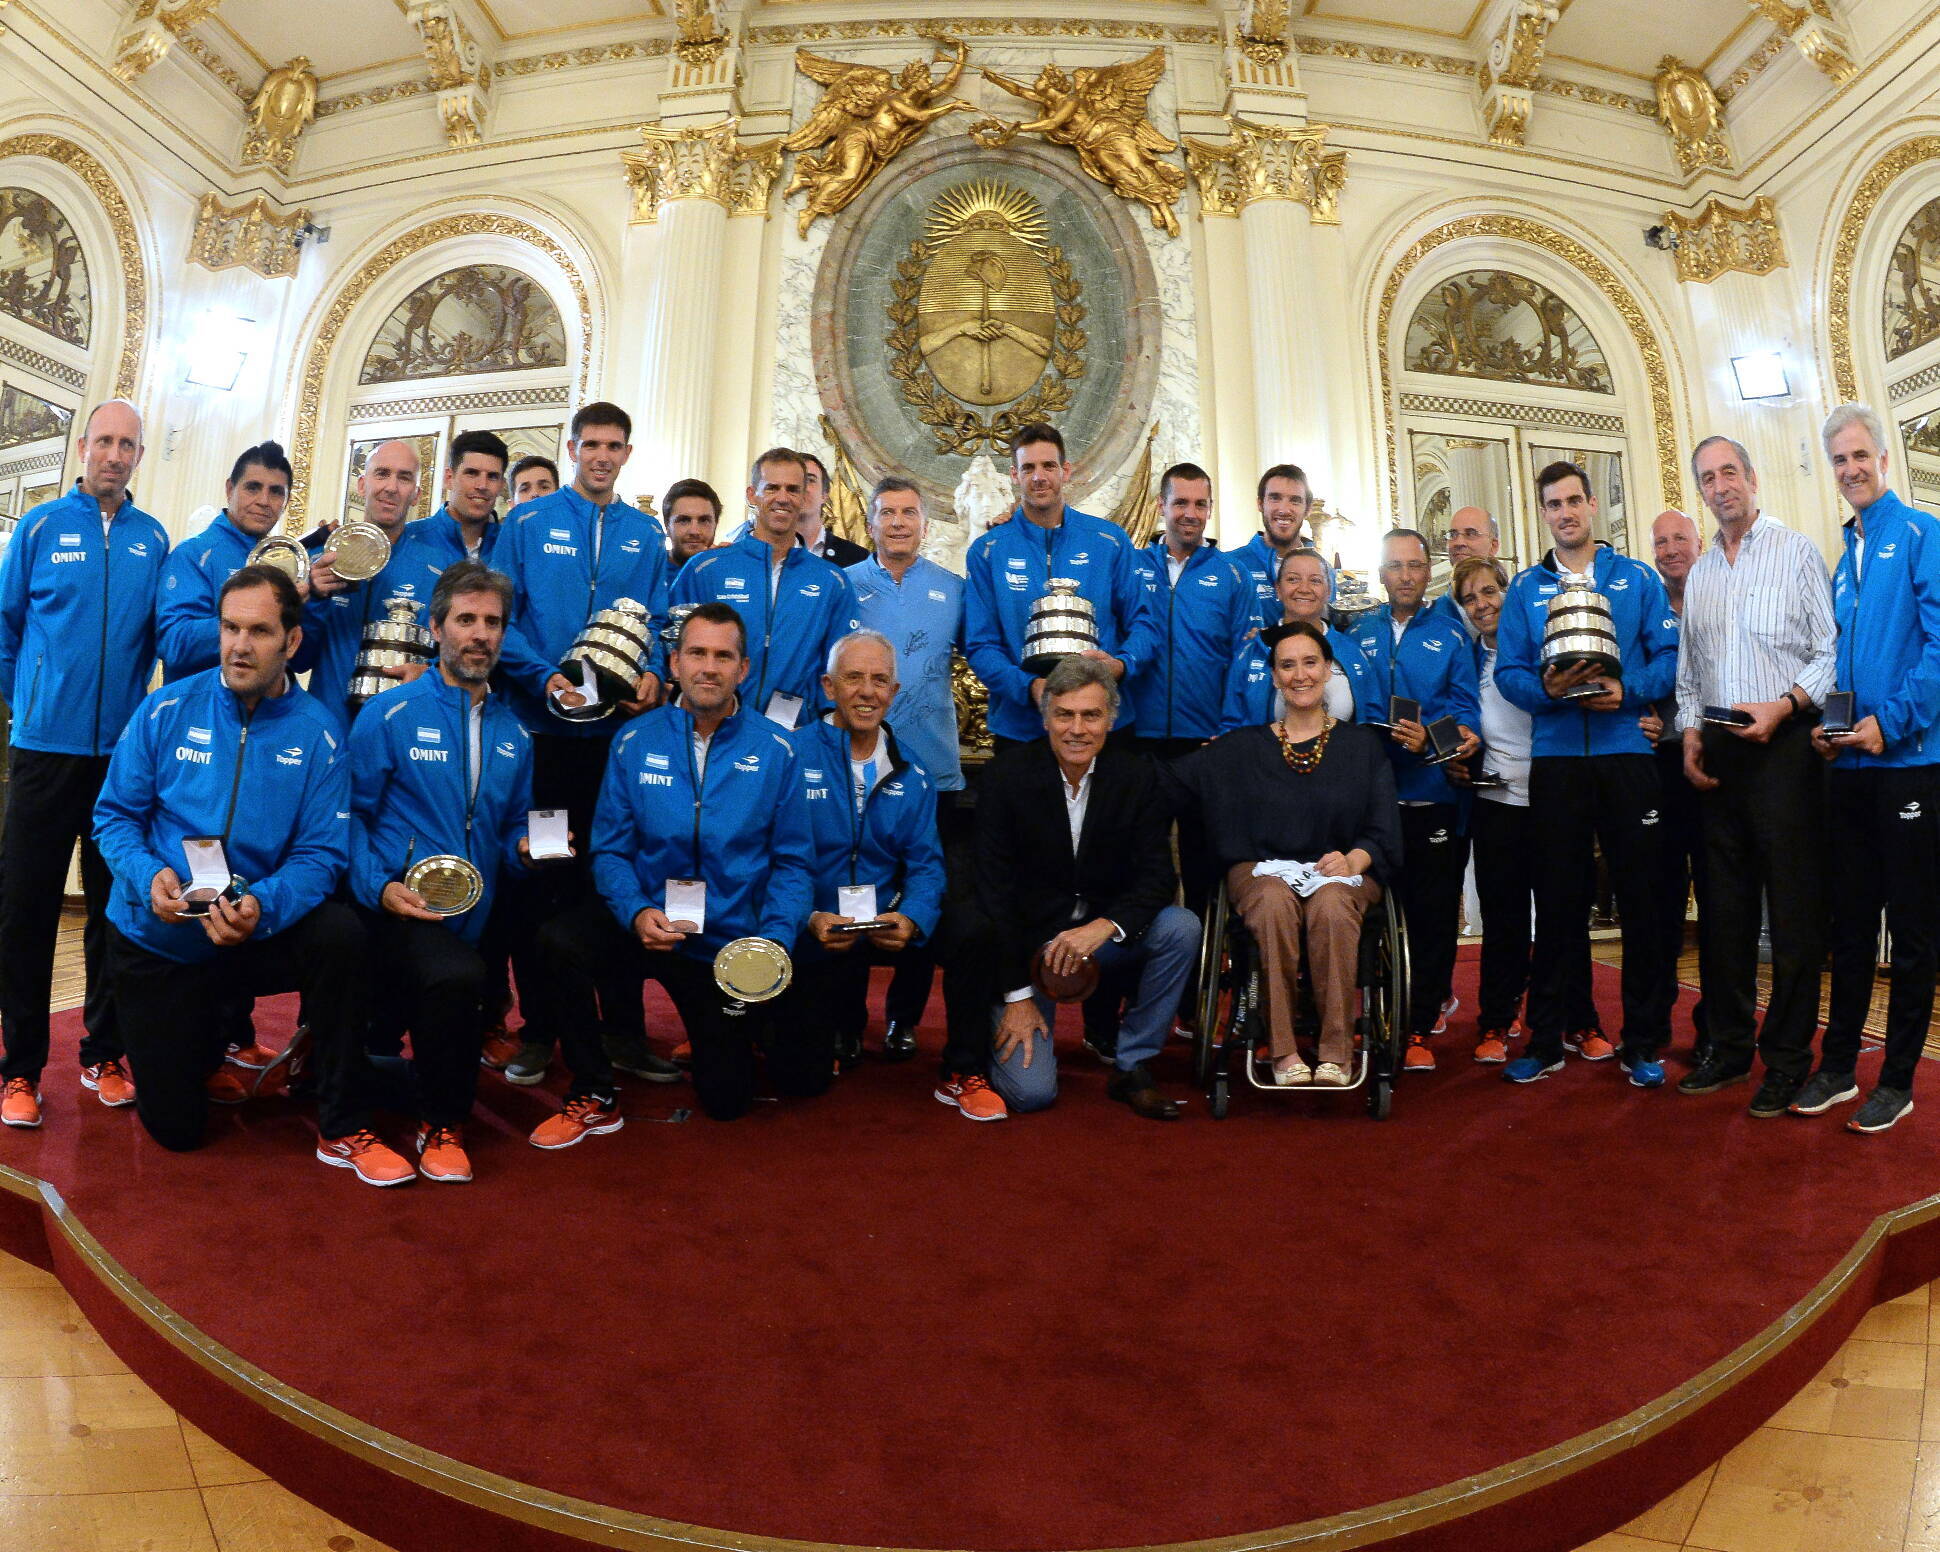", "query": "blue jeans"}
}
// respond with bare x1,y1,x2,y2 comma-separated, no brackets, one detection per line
990,905,1198,1113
